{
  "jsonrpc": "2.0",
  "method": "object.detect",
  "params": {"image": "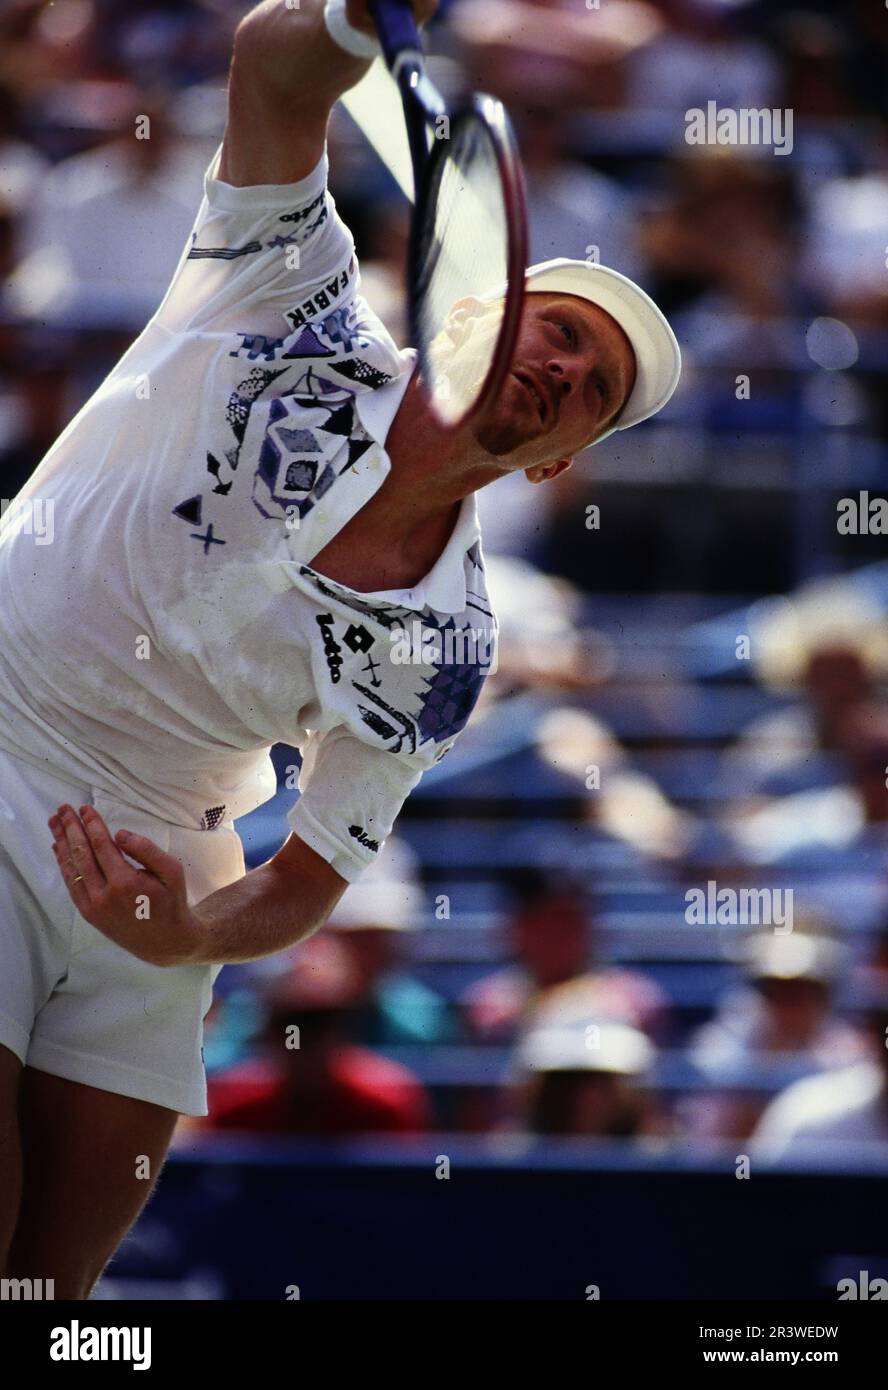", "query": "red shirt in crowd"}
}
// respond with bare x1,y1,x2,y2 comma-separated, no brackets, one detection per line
205,1048,430,1136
